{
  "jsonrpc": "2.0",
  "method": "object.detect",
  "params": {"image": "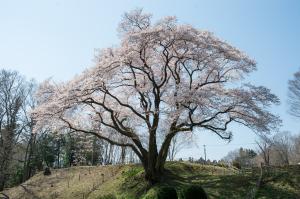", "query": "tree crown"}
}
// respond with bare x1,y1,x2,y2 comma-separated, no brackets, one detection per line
32,10,280,158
